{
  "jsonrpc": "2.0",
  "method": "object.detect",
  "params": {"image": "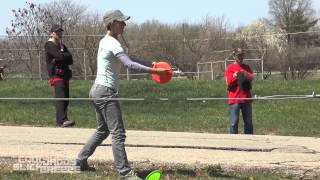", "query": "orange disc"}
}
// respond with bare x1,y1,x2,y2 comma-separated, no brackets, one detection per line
151,61,173,84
